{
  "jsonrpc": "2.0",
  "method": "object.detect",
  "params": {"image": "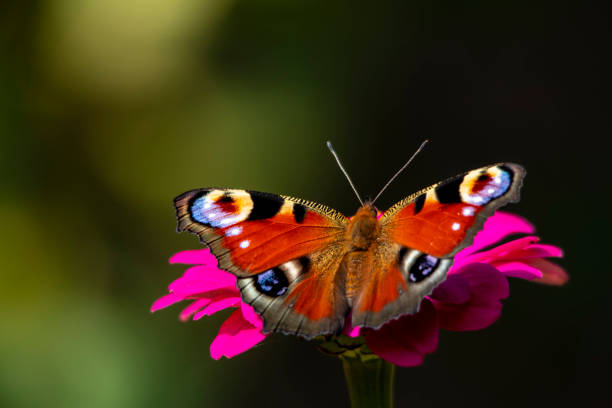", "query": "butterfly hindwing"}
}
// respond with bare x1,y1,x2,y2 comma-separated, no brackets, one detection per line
174,188,349,337
351,163,526,329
